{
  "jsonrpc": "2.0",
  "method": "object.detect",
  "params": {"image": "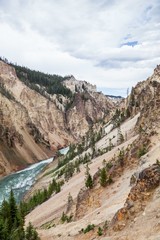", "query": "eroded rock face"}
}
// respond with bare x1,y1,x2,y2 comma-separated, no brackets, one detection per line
111,163,160,231
66,92,114,139
0,61,69,175
0,61,114,176
121,65,160,138
63,76,97,93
